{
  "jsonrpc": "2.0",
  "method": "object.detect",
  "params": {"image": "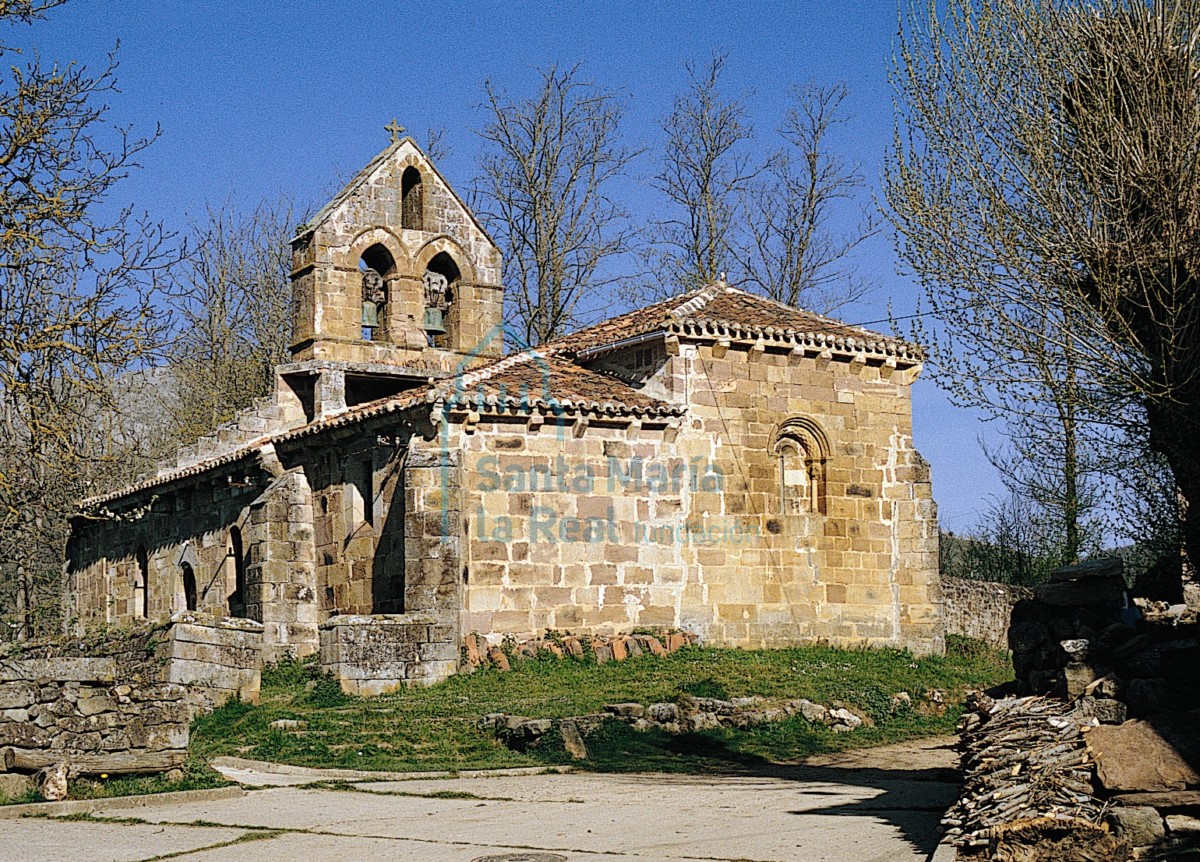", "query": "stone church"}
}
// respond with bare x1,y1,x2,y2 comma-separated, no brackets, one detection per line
65,135,943,688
